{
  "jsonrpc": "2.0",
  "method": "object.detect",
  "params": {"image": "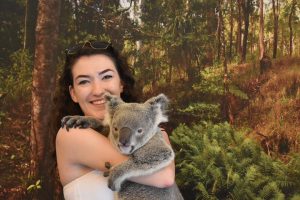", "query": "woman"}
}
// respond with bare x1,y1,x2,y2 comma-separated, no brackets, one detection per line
54,41,175,199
